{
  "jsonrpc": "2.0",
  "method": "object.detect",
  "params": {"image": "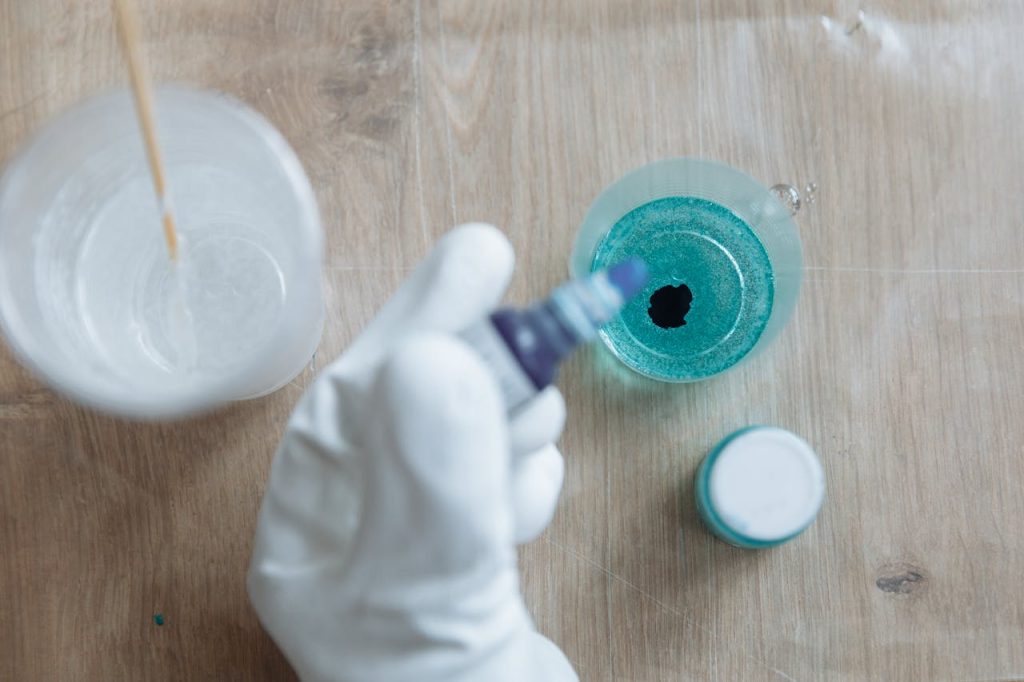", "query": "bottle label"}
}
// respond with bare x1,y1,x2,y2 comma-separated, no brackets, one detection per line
460,322,537,412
